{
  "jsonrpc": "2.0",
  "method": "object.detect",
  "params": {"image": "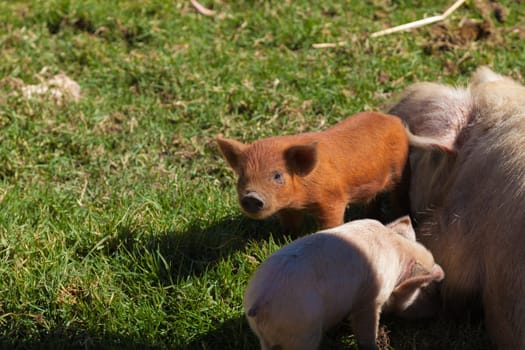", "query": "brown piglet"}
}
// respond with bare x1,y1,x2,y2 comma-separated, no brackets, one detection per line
216,111,409,234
